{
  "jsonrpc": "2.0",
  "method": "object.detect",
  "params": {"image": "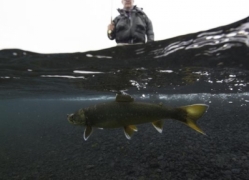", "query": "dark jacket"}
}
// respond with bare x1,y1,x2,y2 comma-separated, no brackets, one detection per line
108,6,154,44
